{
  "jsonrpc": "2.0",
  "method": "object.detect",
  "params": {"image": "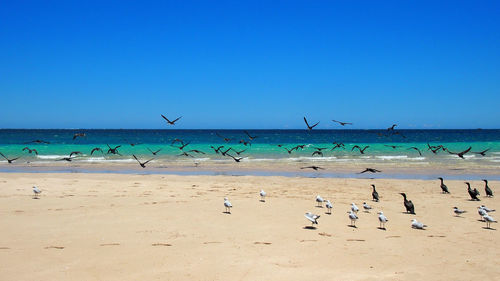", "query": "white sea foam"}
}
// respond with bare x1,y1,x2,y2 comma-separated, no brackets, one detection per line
36,155,67,159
